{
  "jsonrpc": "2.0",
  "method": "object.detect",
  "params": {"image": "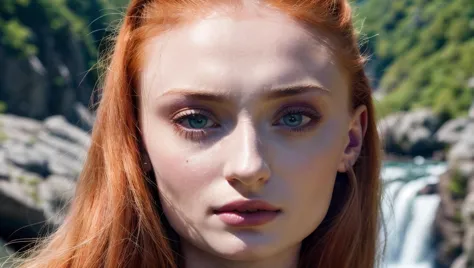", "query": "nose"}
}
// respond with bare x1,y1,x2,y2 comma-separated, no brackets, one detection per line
223,121,271,190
